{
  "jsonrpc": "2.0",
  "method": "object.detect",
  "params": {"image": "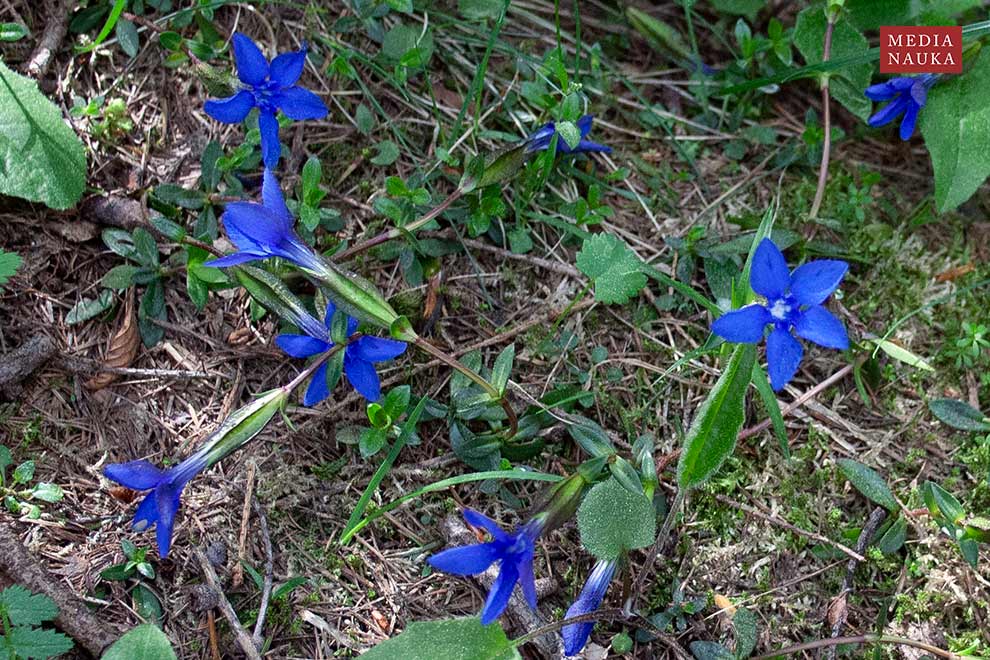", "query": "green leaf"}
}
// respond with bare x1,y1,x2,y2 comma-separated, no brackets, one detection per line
0,445,10,482
101,624,177,660
490,344,514,396
361,617,519,660
381,24,434,67
870,337,934,371
959,538,979,568
12,460,34,484
101,264,139,290
359,428,387,458
0,59,87,209
386,0,413,13
0,250,22,289
793,8,873,121
555,120,581,150
836,459,899,510
710,0,763,20
131,583,161,622
115,18,139,57
575,233,647,304
877,515,907,554
921,50,990,212
0,23,29,42
566,415,616,458
355,103,375,135
577,476,656,559
66,290,115,324
459,0,503,20
301,155,323,206
370,140,400,166
750,362,790,459
690,641,736,660
677,344,756,490
30,483,63,503
929,398,990,432
0,585,58,626
7,626,74,658
845,0,916,30
921,480,964,524
732,608,758,659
